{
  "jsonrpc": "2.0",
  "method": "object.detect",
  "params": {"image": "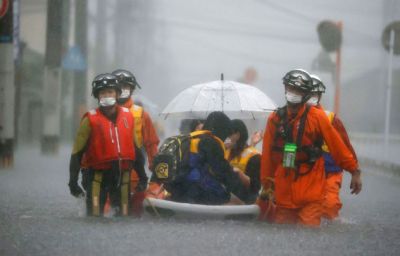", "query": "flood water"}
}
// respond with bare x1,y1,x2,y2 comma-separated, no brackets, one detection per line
0,145,399,256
